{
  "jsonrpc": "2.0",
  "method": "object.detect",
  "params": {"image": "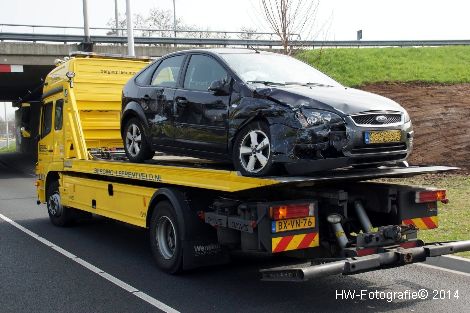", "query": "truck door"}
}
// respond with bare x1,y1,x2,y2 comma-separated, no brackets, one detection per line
38,101,54,164
52,99,64,162
38,99,64,164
